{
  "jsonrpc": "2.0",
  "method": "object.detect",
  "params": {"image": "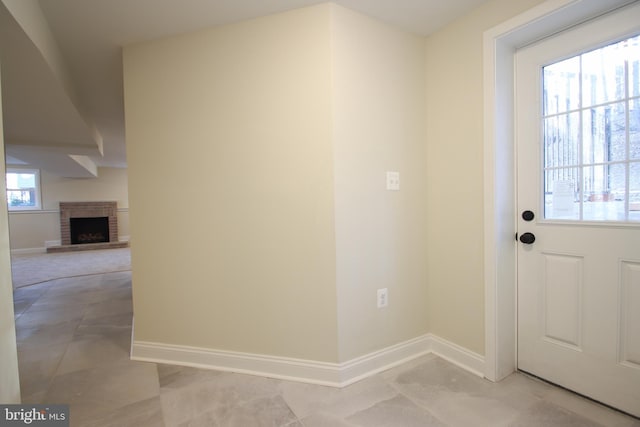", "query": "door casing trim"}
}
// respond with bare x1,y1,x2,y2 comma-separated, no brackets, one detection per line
482,0,635,382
